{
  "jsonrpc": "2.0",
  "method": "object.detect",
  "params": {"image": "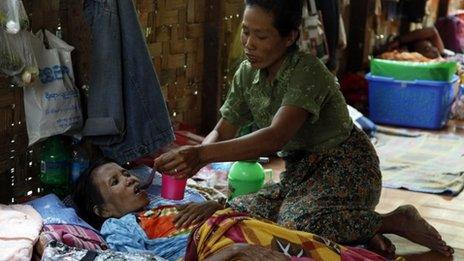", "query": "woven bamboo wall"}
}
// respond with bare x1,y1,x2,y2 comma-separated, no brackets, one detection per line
220,0,245,101
449,0,464,12
134,0,245,130
135,0,205,129
0,86,39,204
